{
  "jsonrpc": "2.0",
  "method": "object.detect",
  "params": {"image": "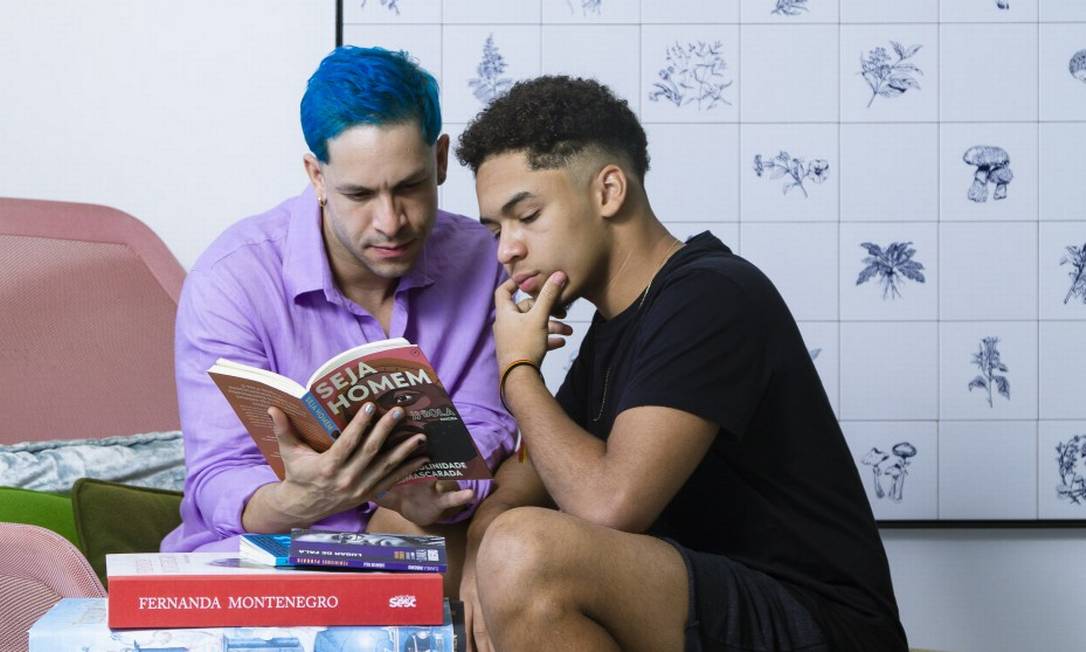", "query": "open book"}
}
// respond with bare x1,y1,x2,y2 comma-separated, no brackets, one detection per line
207,337,491,482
